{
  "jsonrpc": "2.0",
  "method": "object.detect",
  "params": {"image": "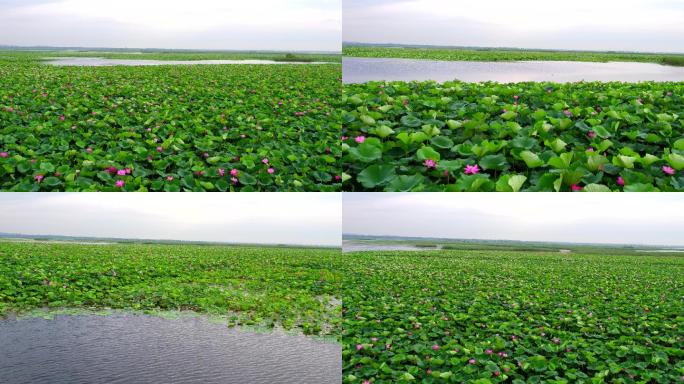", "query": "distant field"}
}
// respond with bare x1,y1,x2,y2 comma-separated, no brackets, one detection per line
0,50,342,63
0,242,341,336
341,249,684,383
343,46,684,66
0,51,341,191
